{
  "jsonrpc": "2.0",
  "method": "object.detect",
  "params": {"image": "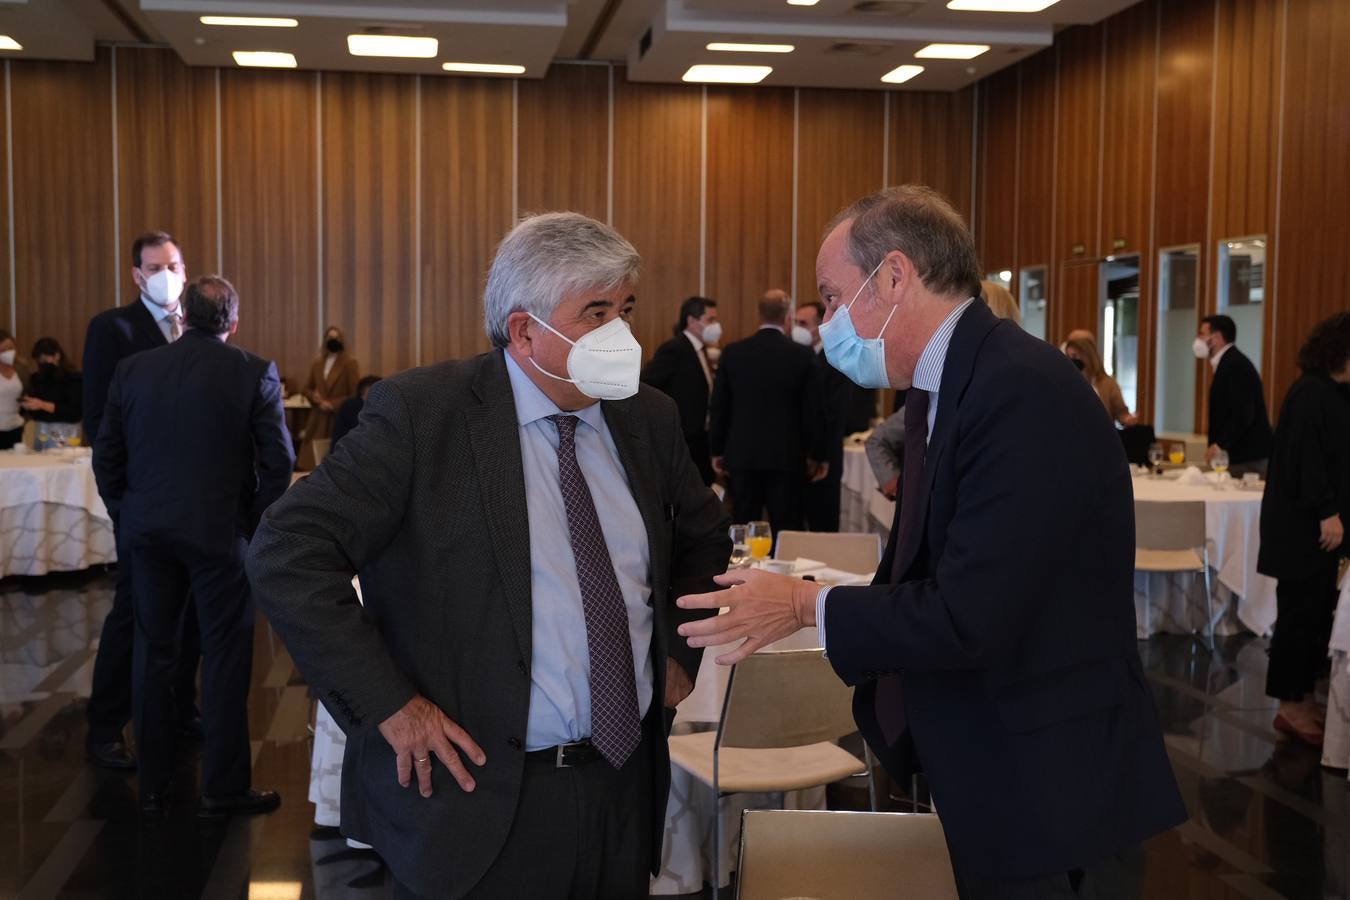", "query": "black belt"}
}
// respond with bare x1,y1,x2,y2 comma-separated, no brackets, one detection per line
525,740,604,768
